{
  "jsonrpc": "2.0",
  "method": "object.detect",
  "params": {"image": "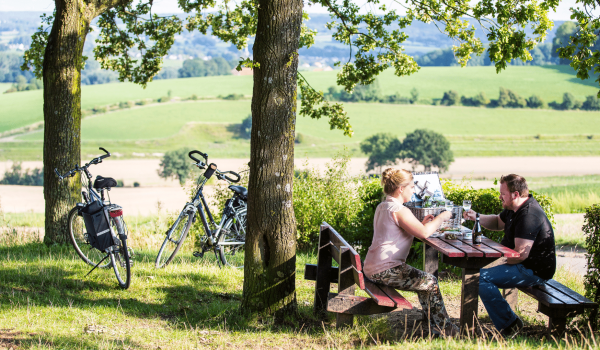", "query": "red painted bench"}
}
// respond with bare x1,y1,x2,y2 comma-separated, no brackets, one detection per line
304,222,413,328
